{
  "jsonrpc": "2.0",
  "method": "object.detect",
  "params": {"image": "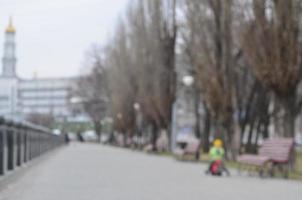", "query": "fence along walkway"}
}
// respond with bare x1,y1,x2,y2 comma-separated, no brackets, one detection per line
0,117,64,175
